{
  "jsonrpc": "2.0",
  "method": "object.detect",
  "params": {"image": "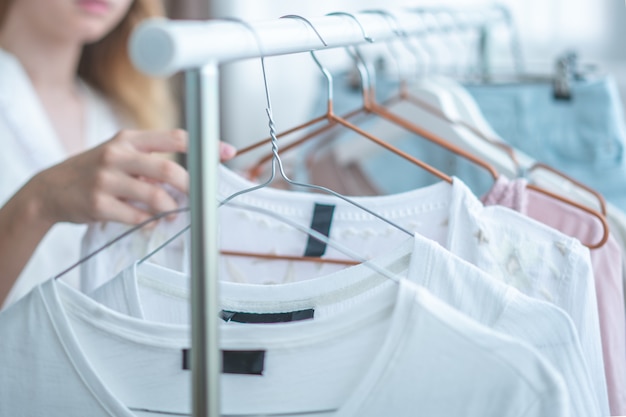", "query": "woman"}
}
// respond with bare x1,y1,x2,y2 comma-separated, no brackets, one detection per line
0,0,235,307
